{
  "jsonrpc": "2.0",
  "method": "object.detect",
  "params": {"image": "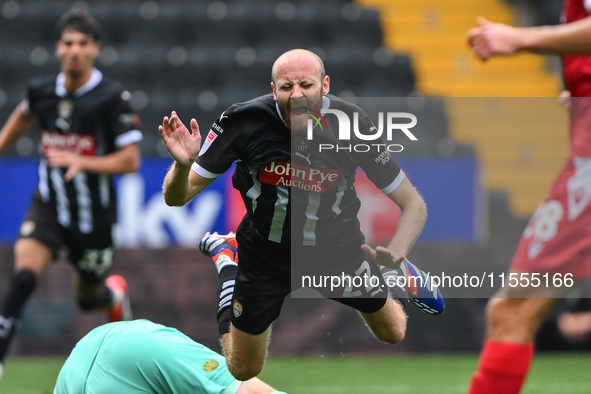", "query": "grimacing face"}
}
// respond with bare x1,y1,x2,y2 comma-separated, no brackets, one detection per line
272,55,330,134
56,30,100,79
